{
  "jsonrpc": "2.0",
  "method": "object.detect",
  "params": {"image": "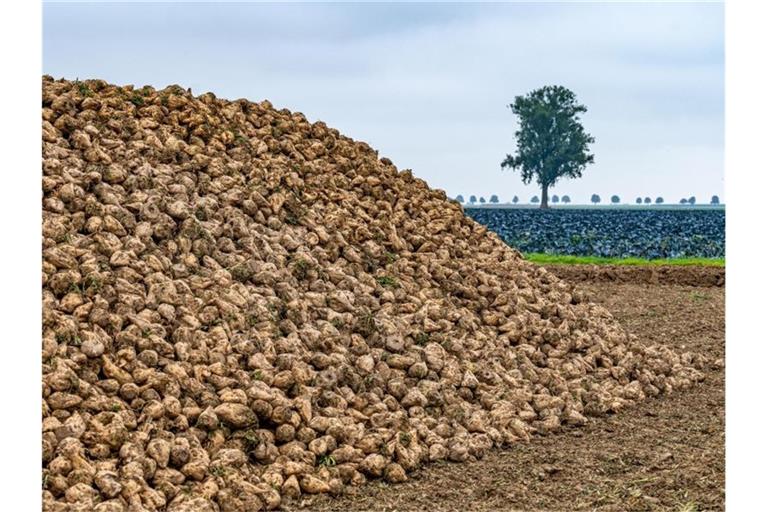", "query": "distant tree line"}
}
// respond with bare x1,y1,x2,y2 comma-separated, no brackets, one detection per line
454,193,721,206
455,194,572,204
